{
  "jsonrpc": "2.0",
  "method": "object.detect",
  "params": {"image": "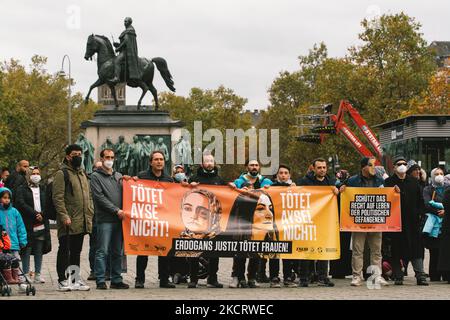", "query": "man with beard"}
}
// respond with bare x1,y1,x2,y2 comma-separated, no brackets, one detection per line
340,157,389,287
229,159,272,288
296,158,339,287
5,160,29,202
182,153,226,288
